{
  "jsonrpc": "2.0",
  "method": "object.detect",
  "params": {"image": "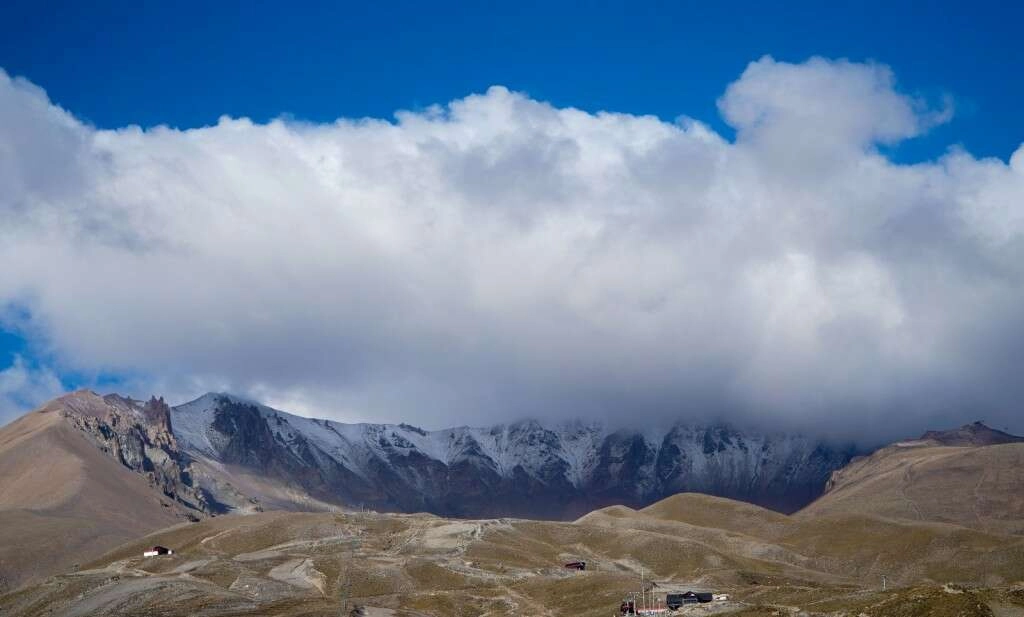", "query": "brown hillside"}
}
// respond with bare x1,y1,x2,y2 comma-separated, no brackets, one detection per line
799,439,1024,535
0,394,195,592
638,492,794,536
585,492,1024,588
